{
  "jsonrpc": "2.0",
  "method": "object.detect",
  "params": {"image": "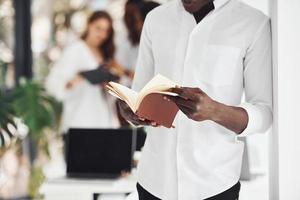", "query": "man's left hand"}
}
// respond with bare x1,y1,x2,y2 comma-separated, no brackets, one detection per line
166,87,217,122
166,86,249,134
